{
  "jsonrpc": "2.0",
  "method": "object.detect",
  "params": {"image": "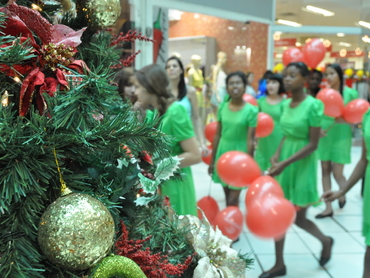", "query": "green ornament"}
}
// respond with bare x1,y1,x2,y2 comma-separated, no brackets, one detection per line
90,255,146,278
38,193,115,271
